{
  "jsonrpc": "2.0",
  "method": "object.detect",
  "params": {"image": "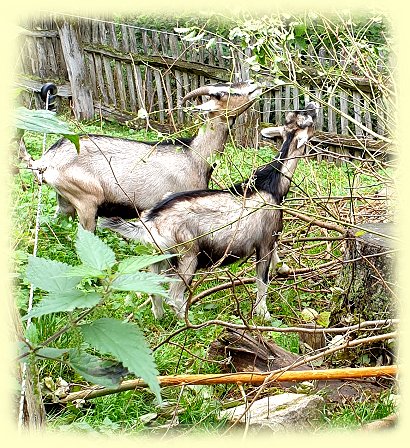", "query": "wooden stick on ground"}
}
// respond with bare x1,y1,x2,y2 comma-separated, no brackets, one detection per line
61,365,397,403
